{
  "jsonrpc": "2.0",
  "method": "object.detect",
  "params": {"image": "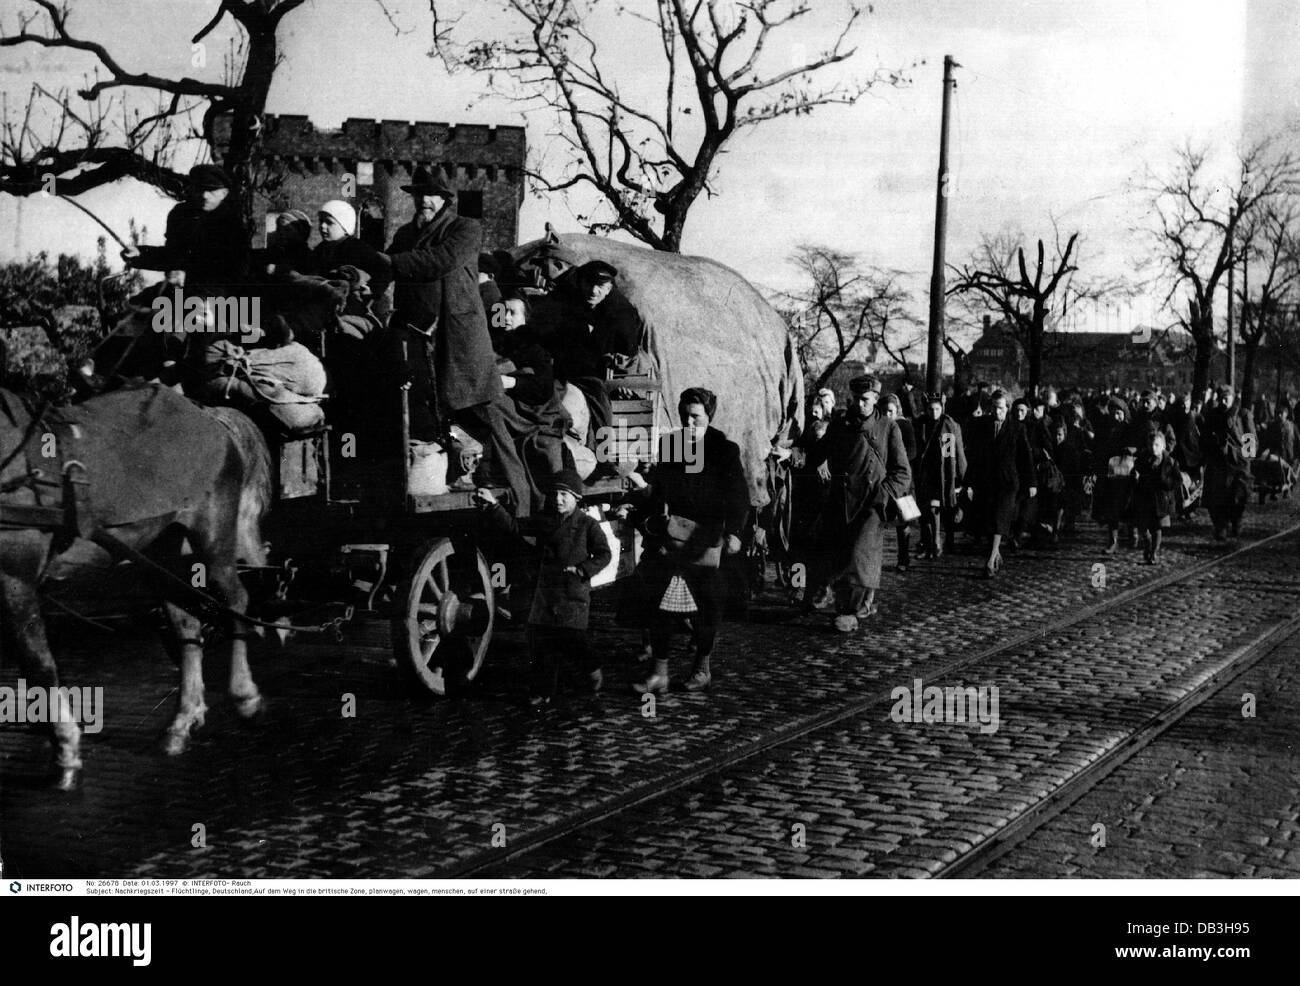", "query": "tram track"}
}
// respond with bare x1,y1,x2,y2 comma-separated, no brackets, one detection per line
933,612,1300,878
443,520,1300,877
